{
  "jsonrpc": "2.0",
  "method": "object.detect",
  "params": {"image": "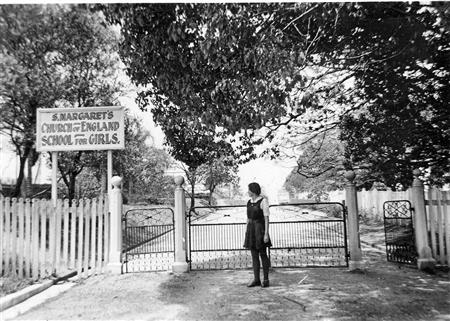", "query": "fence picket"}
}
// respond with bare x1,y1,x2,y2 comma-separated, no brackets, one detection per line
97,195,104,273
2,194,114,281
104,197,110,268
55,199,62,274
77,199,84,279
443,191,450,265
63,199,69,269
11,198,18,276
18,198,24,278
70,200,77,269
0,197,4,276
49,202,56,275
83,199,91,277
24,199,31,278
91,198,97,276
436,189,444,264
31,199,39,280
40,200,47,278
428,189,438,258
